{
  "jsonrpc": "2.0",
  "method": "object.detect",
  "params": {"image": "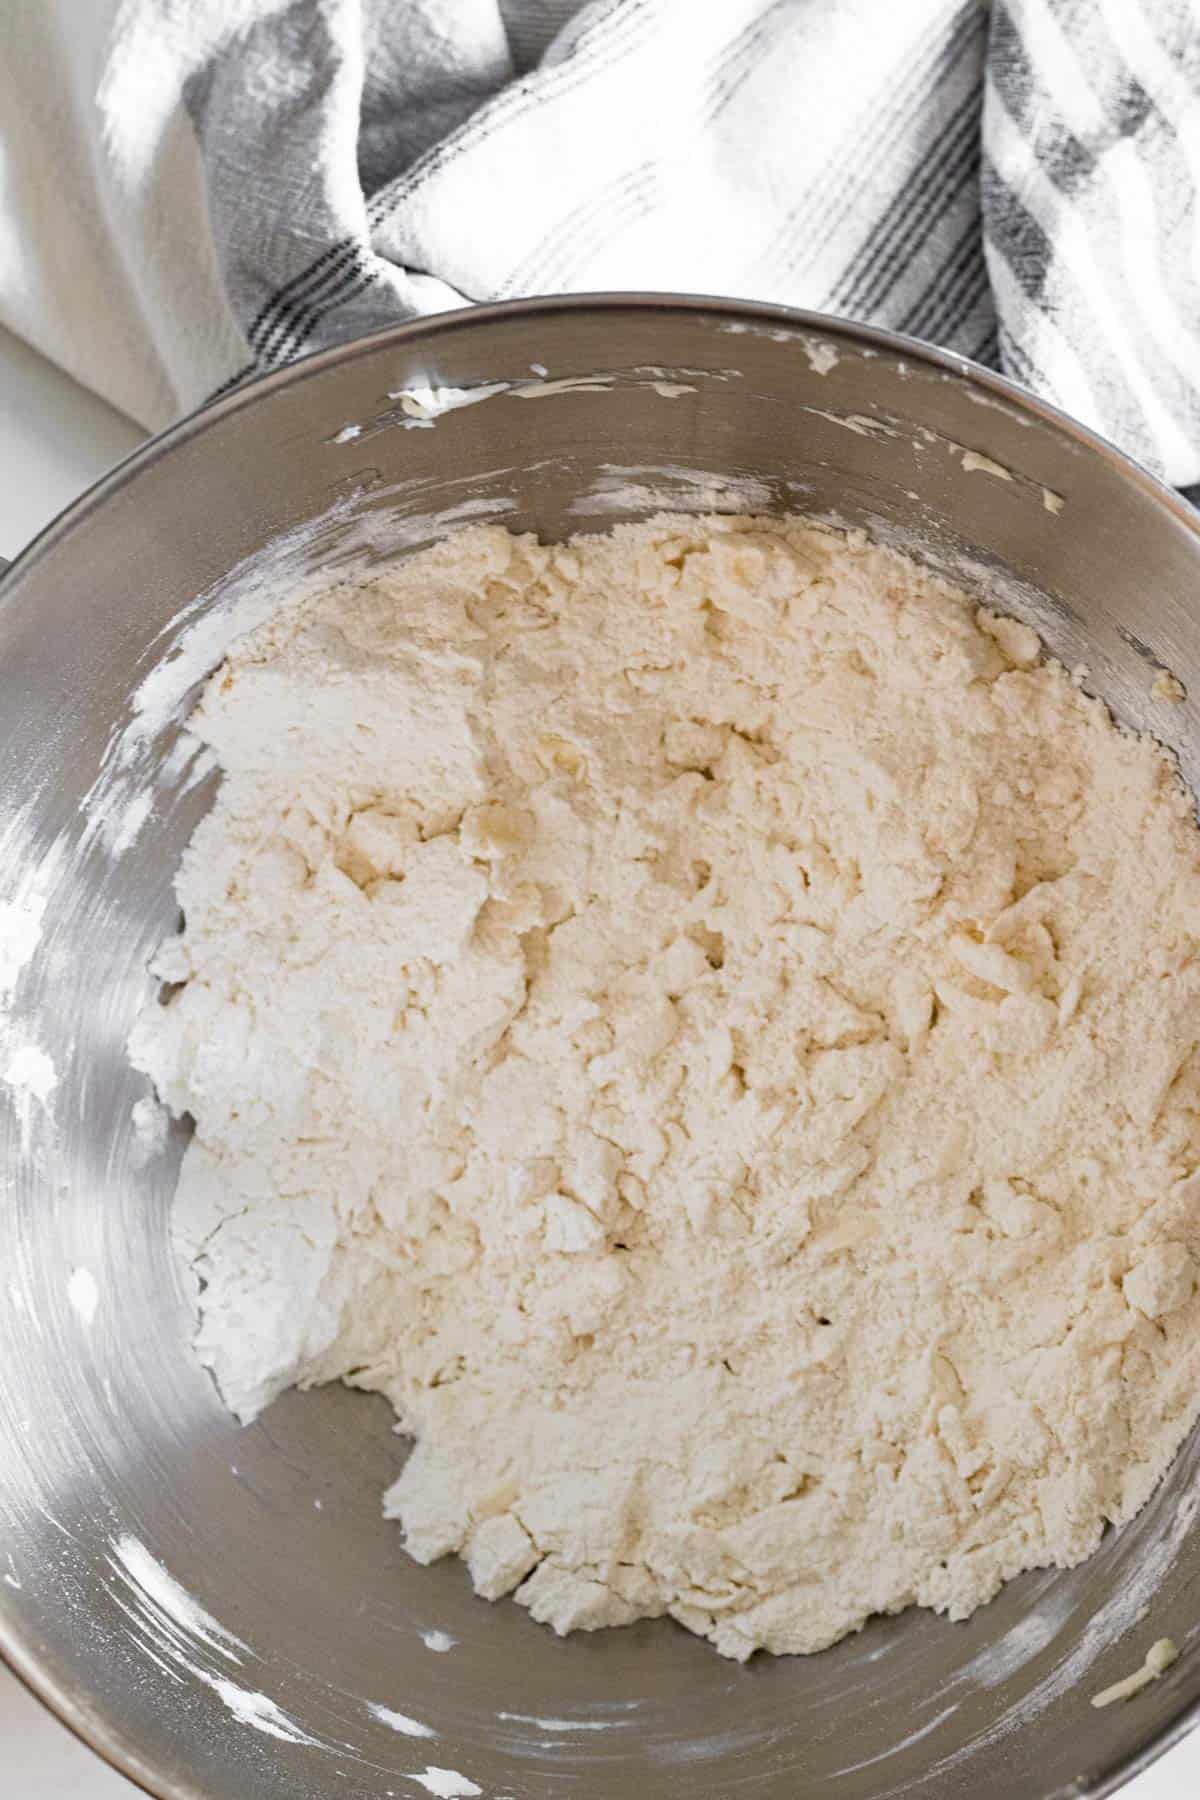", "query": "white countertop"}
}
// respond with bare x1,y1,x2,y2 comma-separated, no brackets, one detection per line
1,317,1197,1799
